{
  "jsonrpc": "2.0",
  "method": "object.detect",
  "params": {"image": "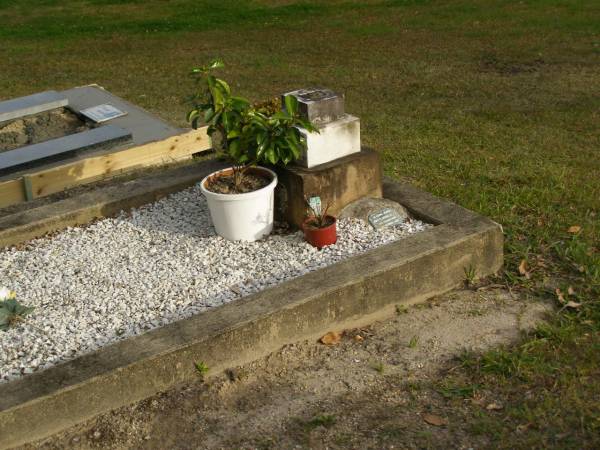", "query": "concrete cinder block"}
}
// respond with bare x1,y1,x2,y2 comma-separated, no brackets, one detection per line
274,148,382,228
282,87,345,124
296,114,361,168
0,91,68,123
